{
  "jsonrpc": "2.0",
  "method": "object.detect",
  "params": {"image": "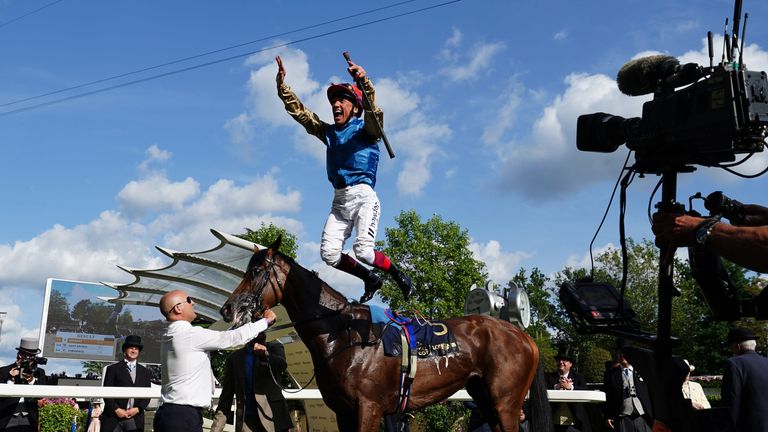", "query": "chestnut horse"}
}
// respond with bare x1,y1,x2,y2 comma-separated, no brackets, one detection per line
220,237,551,432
